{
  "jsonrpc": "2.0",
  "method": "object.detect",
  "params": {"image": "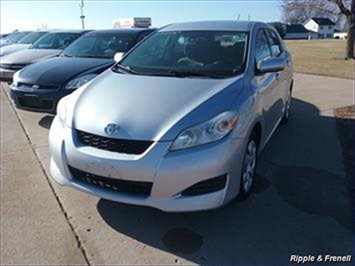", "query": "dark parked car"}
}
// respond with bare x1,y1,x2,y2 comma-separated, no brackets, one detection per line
10,28,155,113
